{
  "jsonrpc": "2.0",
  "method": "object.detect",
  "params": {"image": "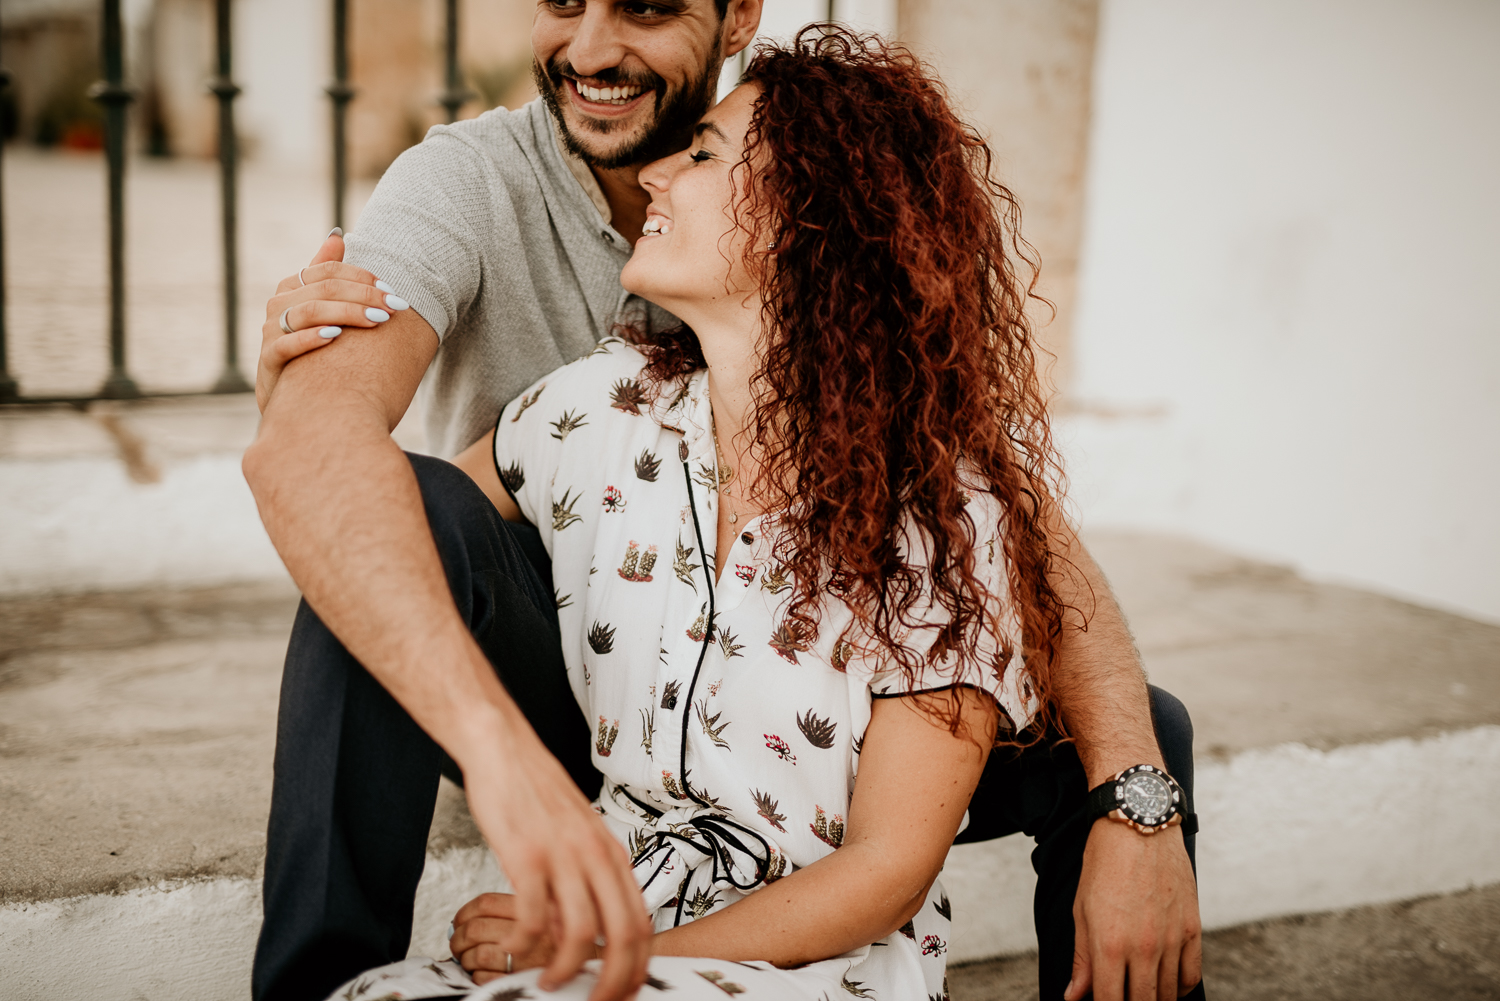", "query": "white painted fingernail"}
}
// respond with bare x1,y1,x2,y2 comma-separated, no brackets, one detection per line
374,279,394,294
365,307,390,323
318,326,342,339
328,227,343,238
384,294,409,311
